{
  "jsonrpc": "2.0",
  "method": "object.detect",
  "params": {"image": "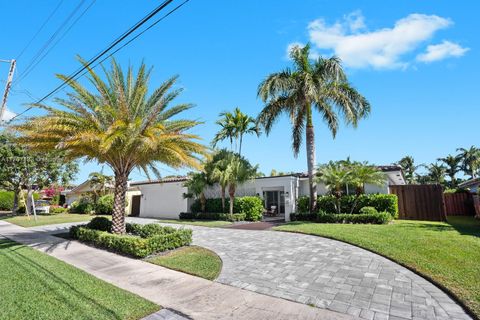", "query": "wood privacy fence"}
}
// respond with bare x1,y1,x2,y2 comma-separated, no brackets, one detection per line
389,185,476,221
389,185,446,221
